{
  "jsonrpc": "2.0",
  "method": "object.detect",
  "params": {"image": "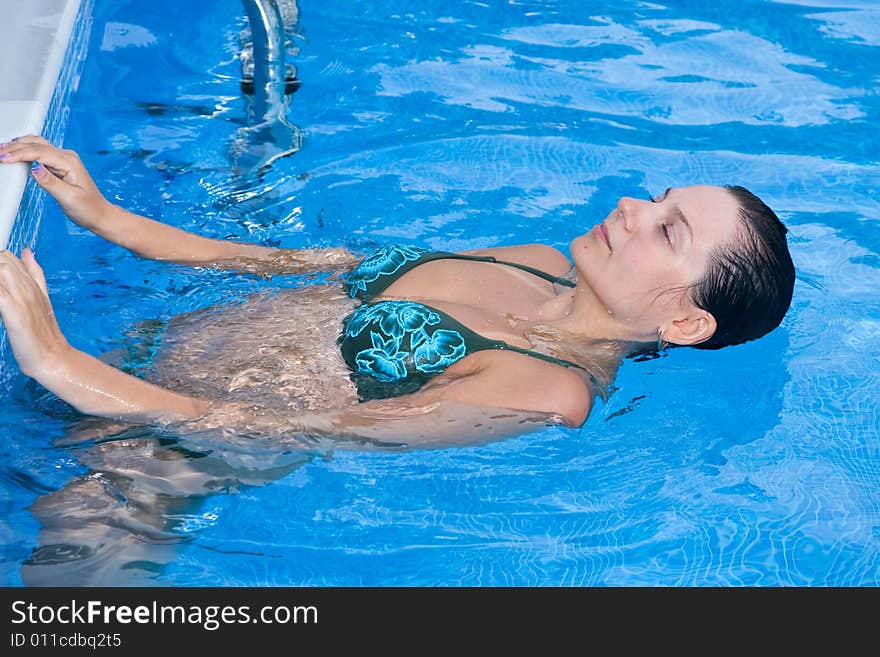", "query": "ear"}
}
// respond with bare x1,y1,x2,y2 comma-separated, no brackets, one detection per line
662,311,717,346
